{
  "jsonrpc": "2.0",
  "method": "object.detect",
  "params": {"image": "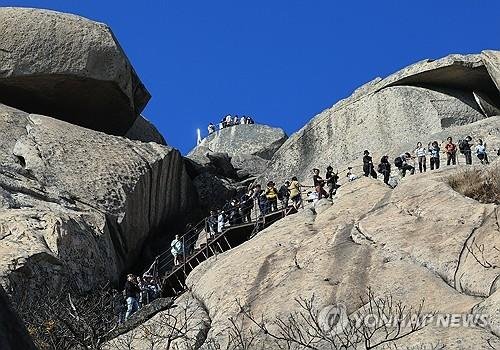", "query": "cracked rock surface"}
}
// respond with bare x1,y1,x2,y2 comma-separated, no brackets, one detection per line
0,103,197,296
180,166,500,349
